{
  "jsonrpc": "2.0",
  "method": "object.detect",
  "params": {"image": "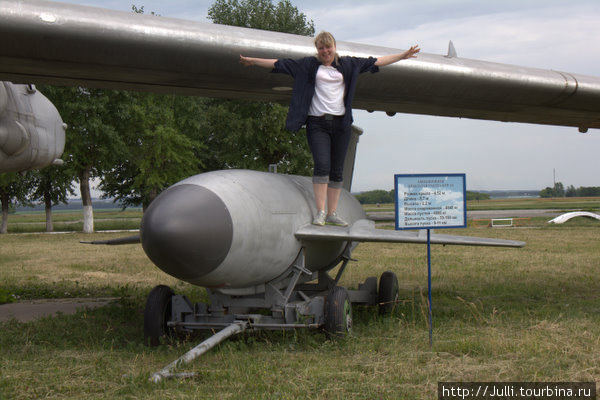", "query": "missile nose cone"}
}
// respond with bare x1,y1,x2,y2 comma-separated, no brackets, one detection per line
141,184,233,281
